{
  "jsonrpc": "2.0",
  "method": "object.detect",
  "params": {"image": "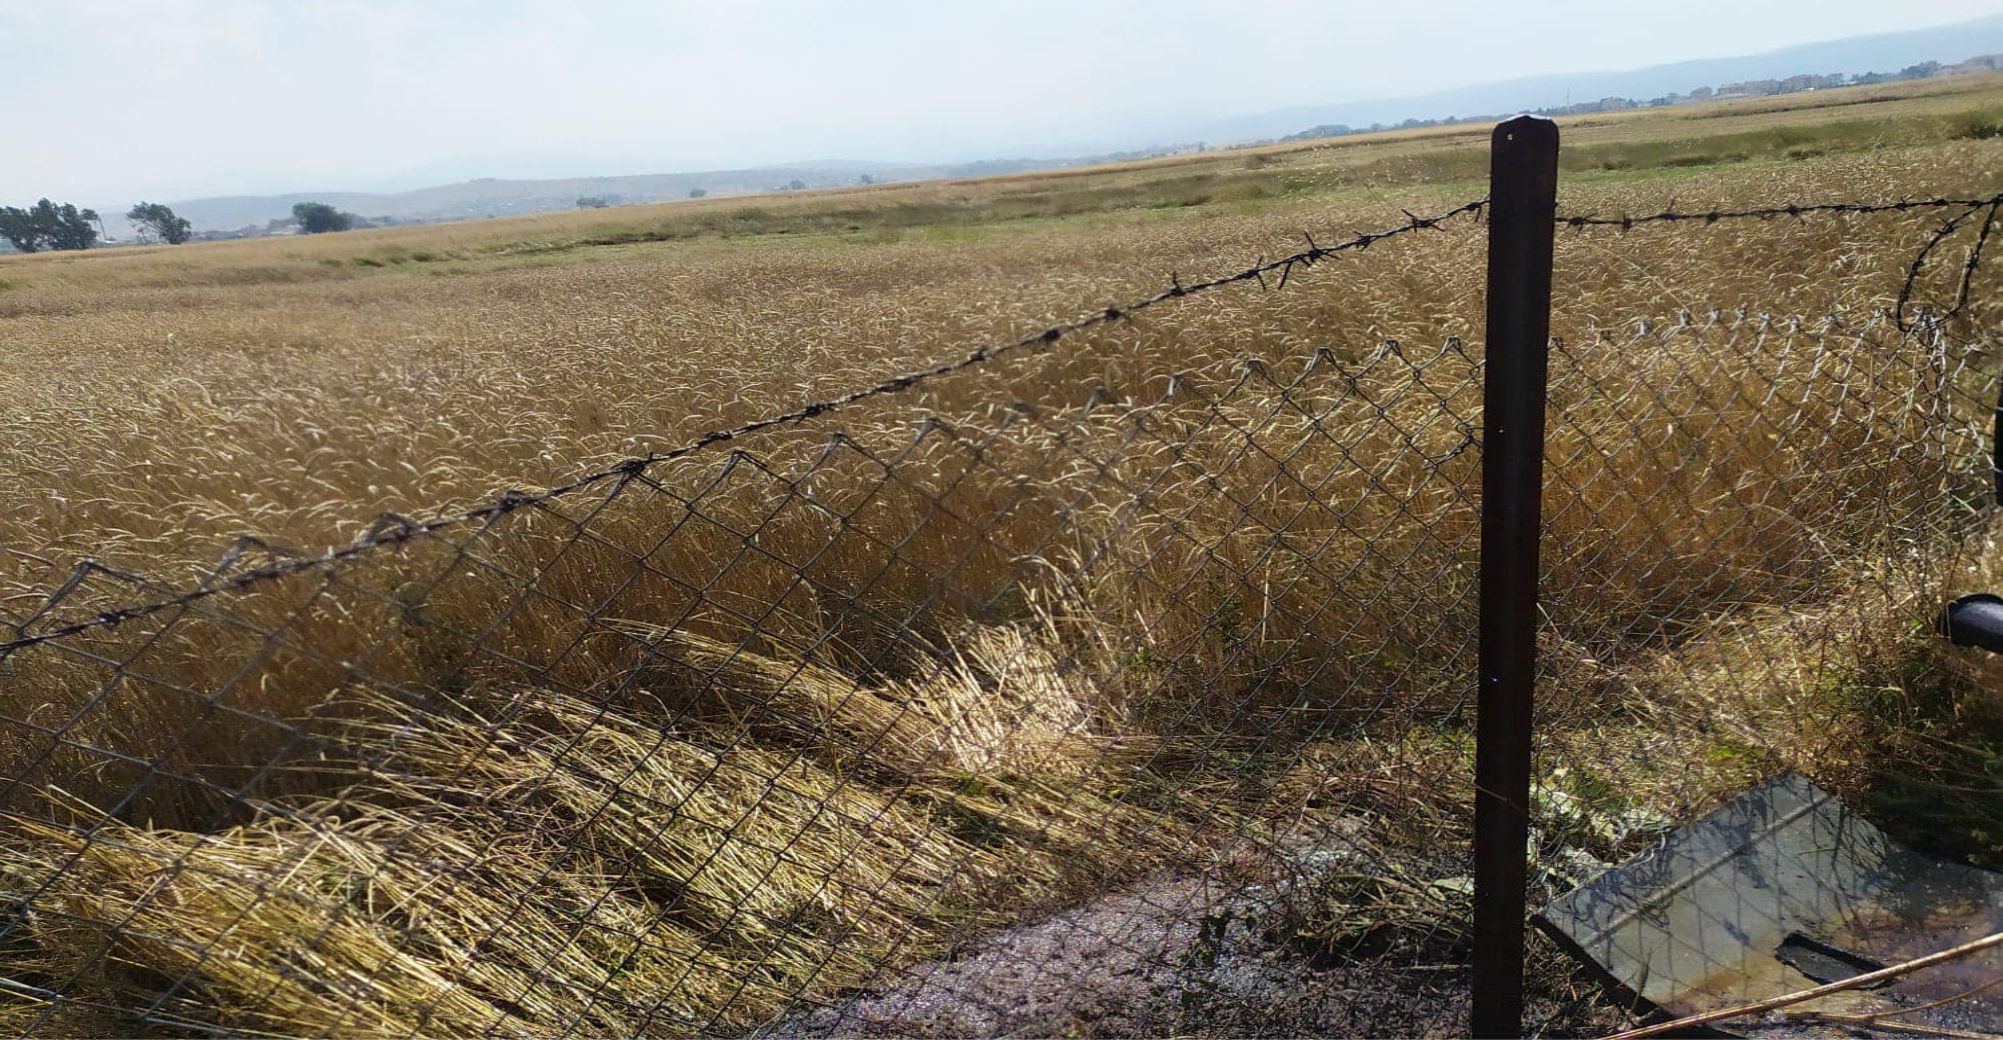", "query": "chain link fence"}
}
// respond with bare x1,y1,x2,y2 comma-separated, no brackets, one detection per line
0,155,2000,1037
1519,258,2003,1034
